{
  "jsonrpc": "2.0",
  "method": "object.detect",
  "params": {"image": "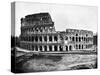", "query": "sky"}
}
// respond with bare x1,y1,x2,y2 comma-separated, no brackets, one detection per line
12,2,98,36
